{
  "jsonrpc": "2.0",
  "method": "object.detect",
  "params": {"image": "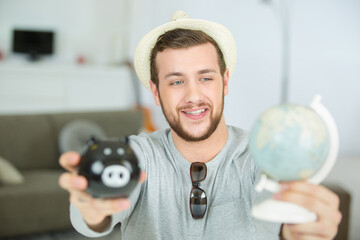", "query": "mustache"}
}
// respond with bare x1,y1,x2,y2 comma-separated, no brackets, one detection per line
177,102,211,111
